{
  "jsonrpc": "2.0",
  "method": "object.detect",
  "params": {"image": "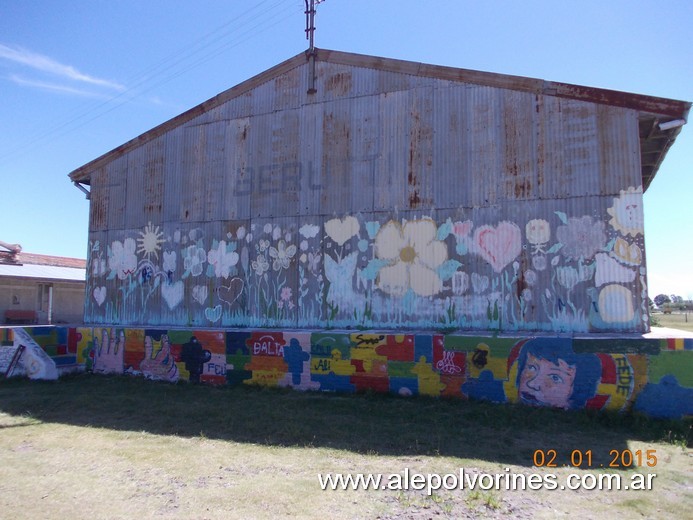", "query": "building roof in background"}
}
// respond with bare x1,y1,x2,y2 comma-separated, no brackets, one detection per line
68,48,691,191
0,250,86,282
